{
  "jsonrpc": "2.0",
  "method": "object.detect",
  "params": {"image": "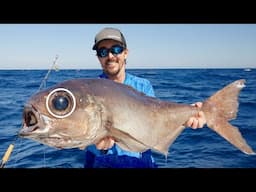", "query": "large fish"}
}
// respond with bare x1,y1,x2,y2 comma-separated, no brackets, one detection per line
19,78,255,156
